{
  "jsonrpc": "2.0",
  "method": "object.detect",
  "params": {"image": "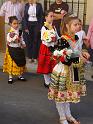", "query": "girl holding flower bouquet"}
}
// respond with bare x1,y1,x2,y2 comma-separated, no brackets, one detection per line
48,16,90,124
3,16,26,84
37,10,59,88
